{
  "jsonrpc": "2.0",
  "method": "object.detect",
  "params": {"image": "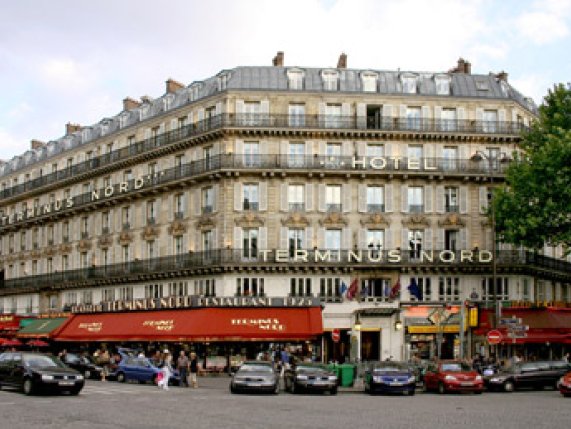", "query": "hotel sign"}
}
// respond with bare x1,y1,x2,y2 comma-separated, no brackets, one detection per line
71,295,319,314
